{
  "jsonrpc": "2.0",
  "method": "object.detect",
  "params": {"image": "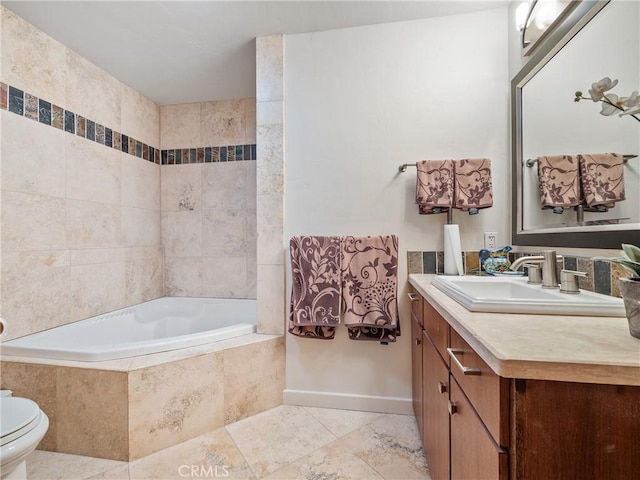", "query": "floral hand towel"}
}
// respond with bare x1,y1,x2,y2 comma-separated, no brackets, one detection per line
453,158,493,212
289,236,342,340
537,155,582,210
578,153,625,210
416,160,454,214
340,235,400,343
